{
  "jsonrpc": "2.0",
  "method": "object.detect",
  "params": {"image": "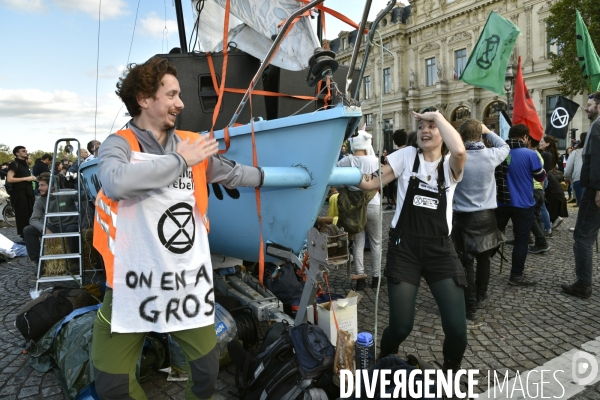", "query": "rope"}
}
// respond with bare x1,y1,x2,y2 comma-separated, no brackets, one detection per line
93,0,102,140
234,310,259,350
